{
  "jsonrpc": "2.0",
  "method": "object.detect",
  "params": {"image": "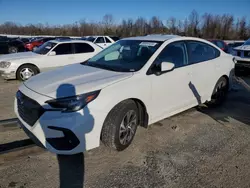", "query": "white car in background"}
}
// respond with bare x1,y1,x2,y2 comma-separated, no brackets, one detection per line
15,35,234,154
0,40,102,81
85,36,120,48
